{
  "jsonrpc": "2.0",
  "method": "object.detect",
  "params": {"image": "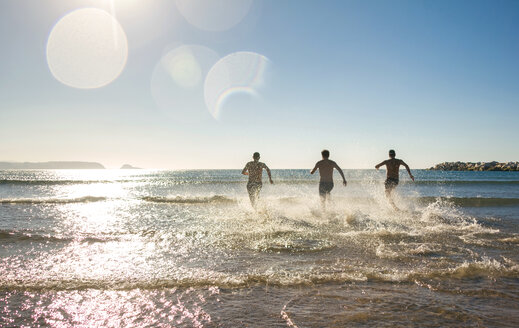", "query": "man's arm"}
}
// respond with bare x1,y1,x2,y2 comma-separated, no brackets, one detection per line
401,161,415,181
263,163,273,184
334,162,347,186
310,163,319,175
241,163,249,175
375,160,387,170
